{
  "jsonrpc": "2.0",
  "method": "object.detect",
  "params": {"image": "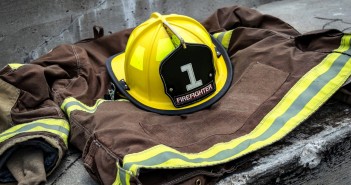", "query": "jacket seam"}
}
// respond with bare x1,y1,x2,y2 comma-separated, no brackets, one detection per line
70,115,92,136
